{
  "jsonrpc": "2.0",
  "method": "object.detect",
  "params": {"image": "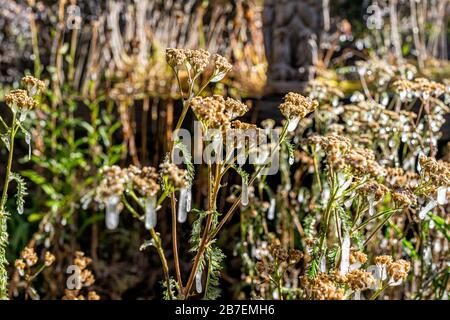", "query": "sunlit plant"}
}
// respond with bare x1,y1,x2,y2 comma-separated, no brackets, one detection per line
0,76,45,299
